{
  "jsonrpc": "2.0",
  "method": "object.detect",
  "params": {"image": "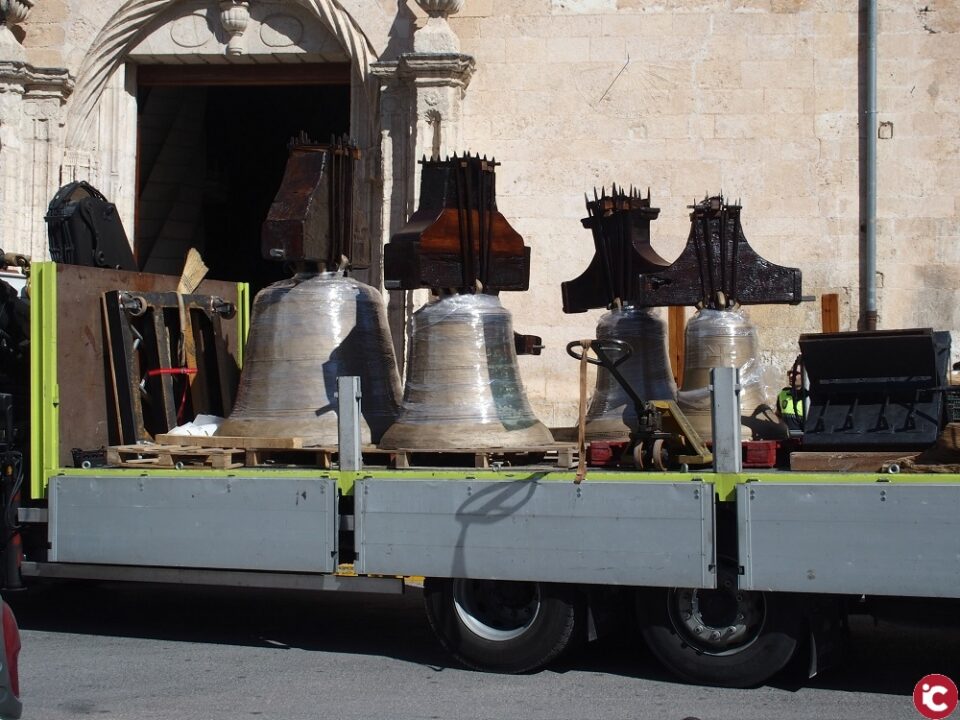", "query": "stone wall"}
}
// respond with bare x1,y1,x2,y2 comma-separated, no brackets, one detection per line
447,0,959,426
